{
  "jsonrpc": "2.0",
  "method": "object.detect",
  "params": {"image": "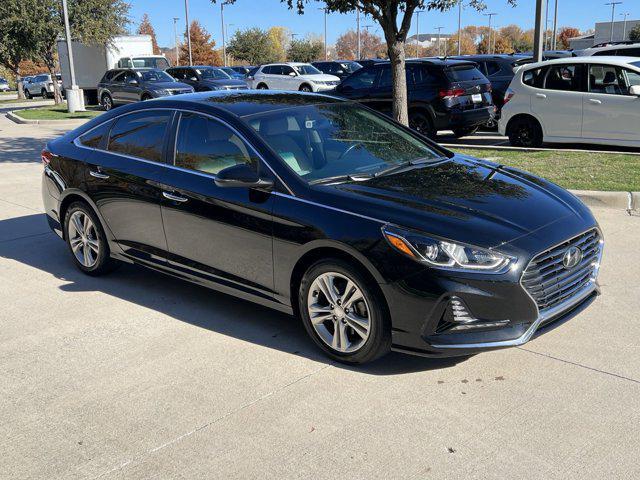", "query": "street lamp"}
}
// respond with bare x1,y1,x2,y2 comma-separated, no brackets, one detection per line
551,0,559,50
457,0,463,56
414,10,424,58
173,17,180,66
61,0,84,112
356,6,361,60
319,7,328,61
435,26,444,56
621,12,630,40
483,13,497,54
184,0,192,65
220,1,231,67
605,2,623,42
